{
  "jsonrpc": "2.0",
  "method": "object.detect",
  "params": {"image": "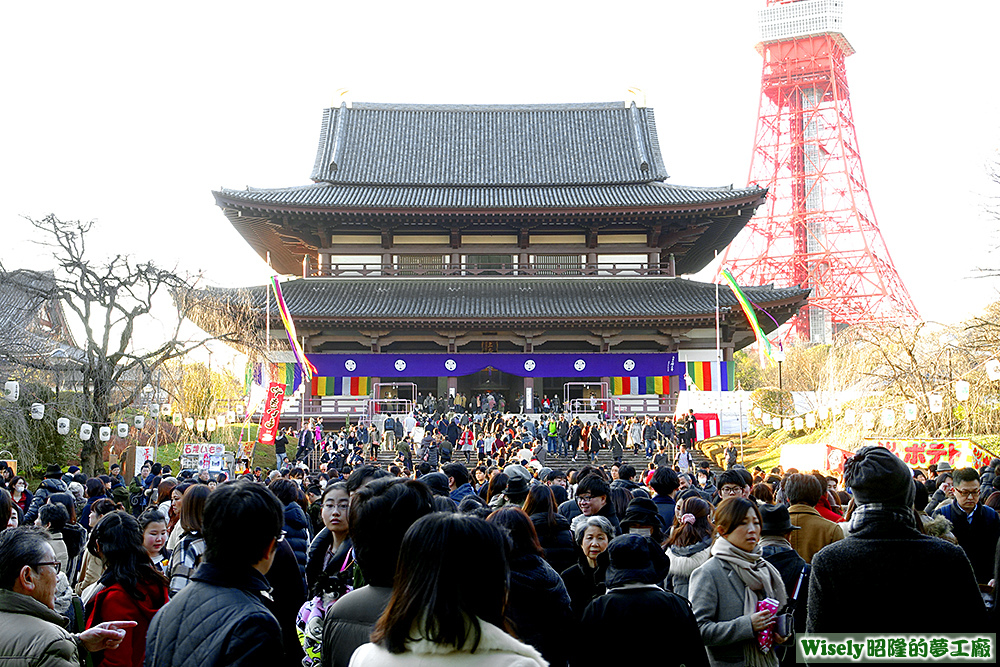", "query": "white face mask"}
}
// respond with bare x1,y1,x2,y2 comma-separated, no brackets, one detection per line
15,484,26,492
